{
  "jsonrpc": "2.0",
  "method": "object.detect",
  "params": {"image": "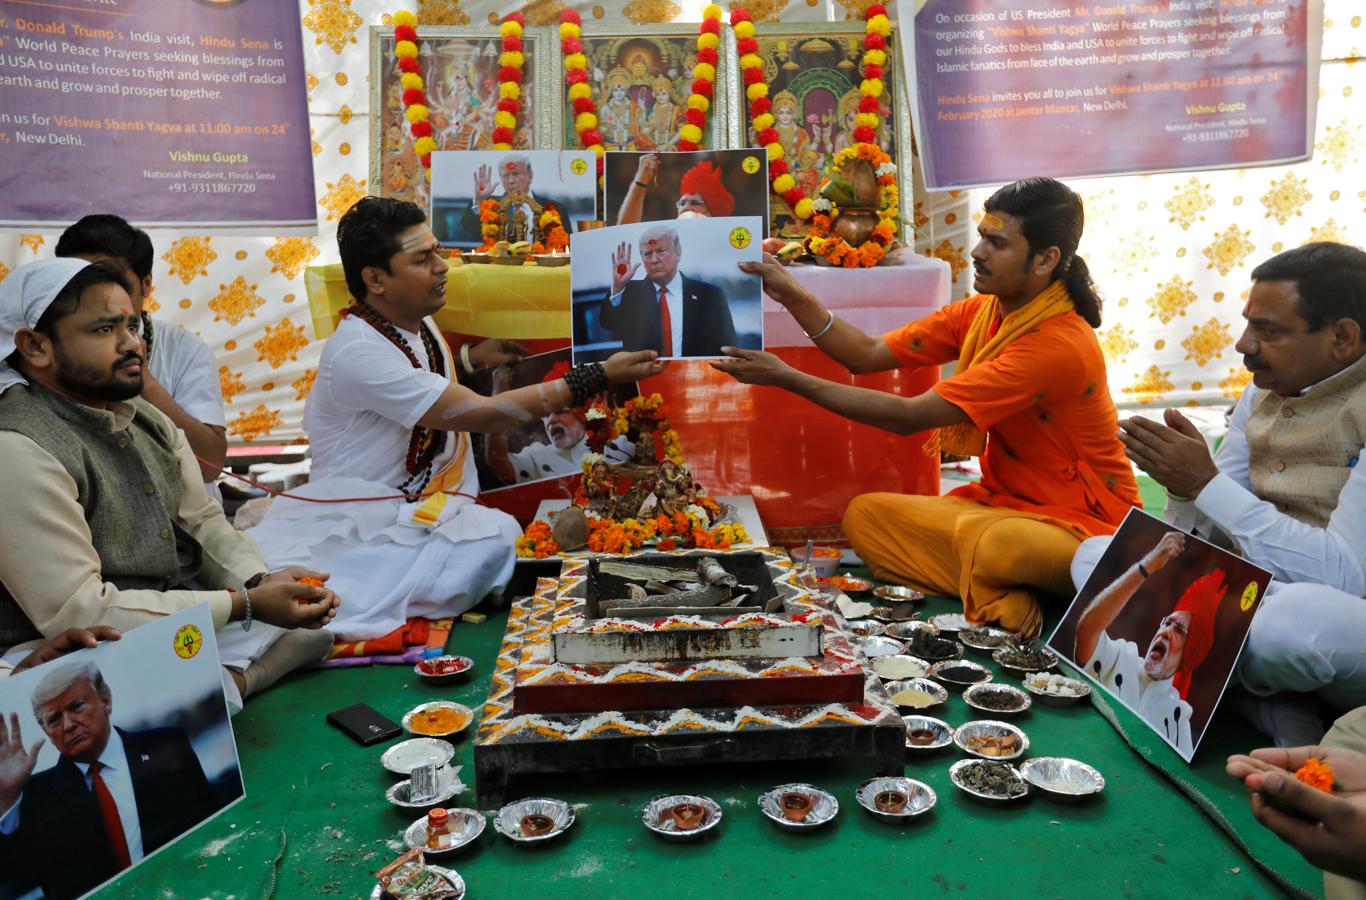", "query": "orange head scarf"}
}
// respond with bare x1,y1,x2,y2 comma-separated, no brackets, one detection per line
1170,568,1228,700
678,162,735,217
